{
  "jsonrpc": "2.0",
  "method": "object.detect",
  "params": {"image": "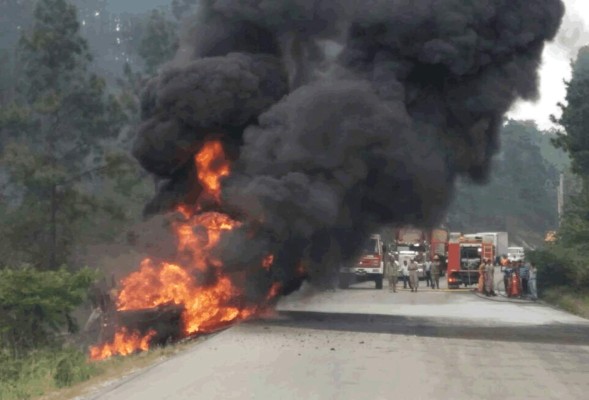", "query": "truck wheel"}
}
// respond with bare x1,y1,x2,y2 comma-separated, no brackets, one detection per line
339,274,350,289
375,275,383,289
